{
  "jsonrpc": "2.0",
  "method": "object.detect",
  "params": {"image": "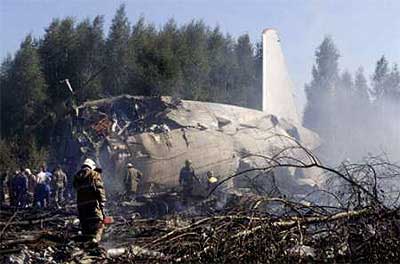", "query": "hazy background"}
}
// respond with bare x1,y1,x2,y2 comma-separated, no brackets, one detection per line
1,0,400,112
